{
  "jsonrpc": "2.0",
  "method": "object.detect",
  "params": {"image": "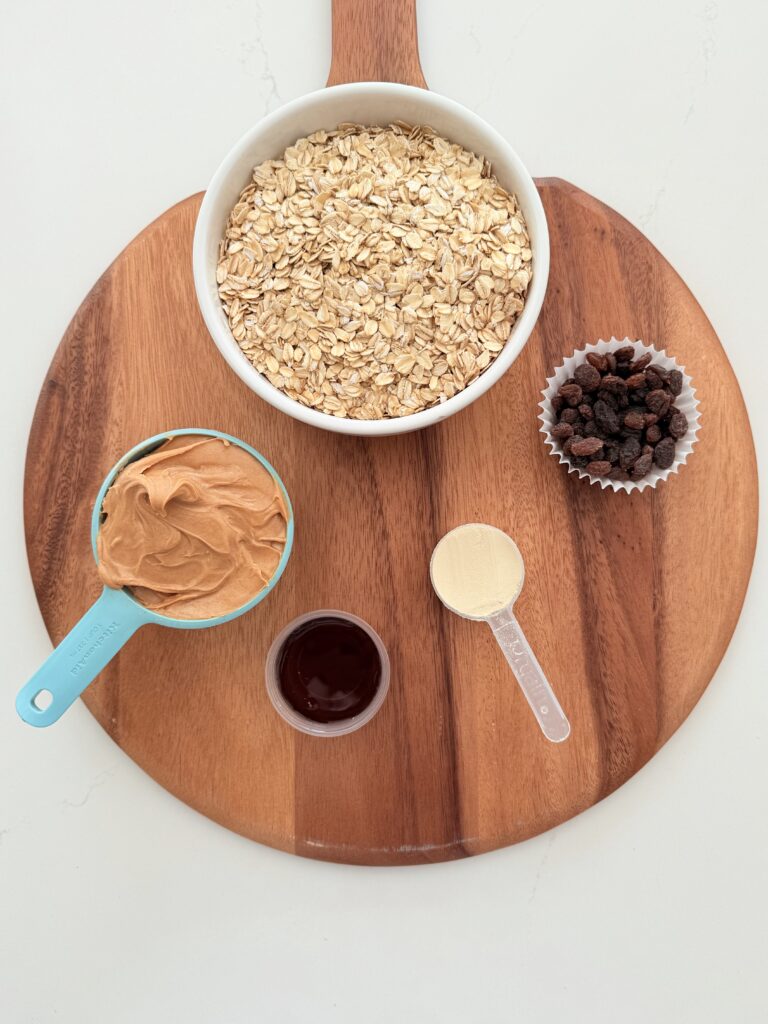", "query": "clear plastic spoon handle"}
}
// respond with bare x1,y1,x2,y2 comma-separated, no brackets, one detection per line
486,605,570,743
